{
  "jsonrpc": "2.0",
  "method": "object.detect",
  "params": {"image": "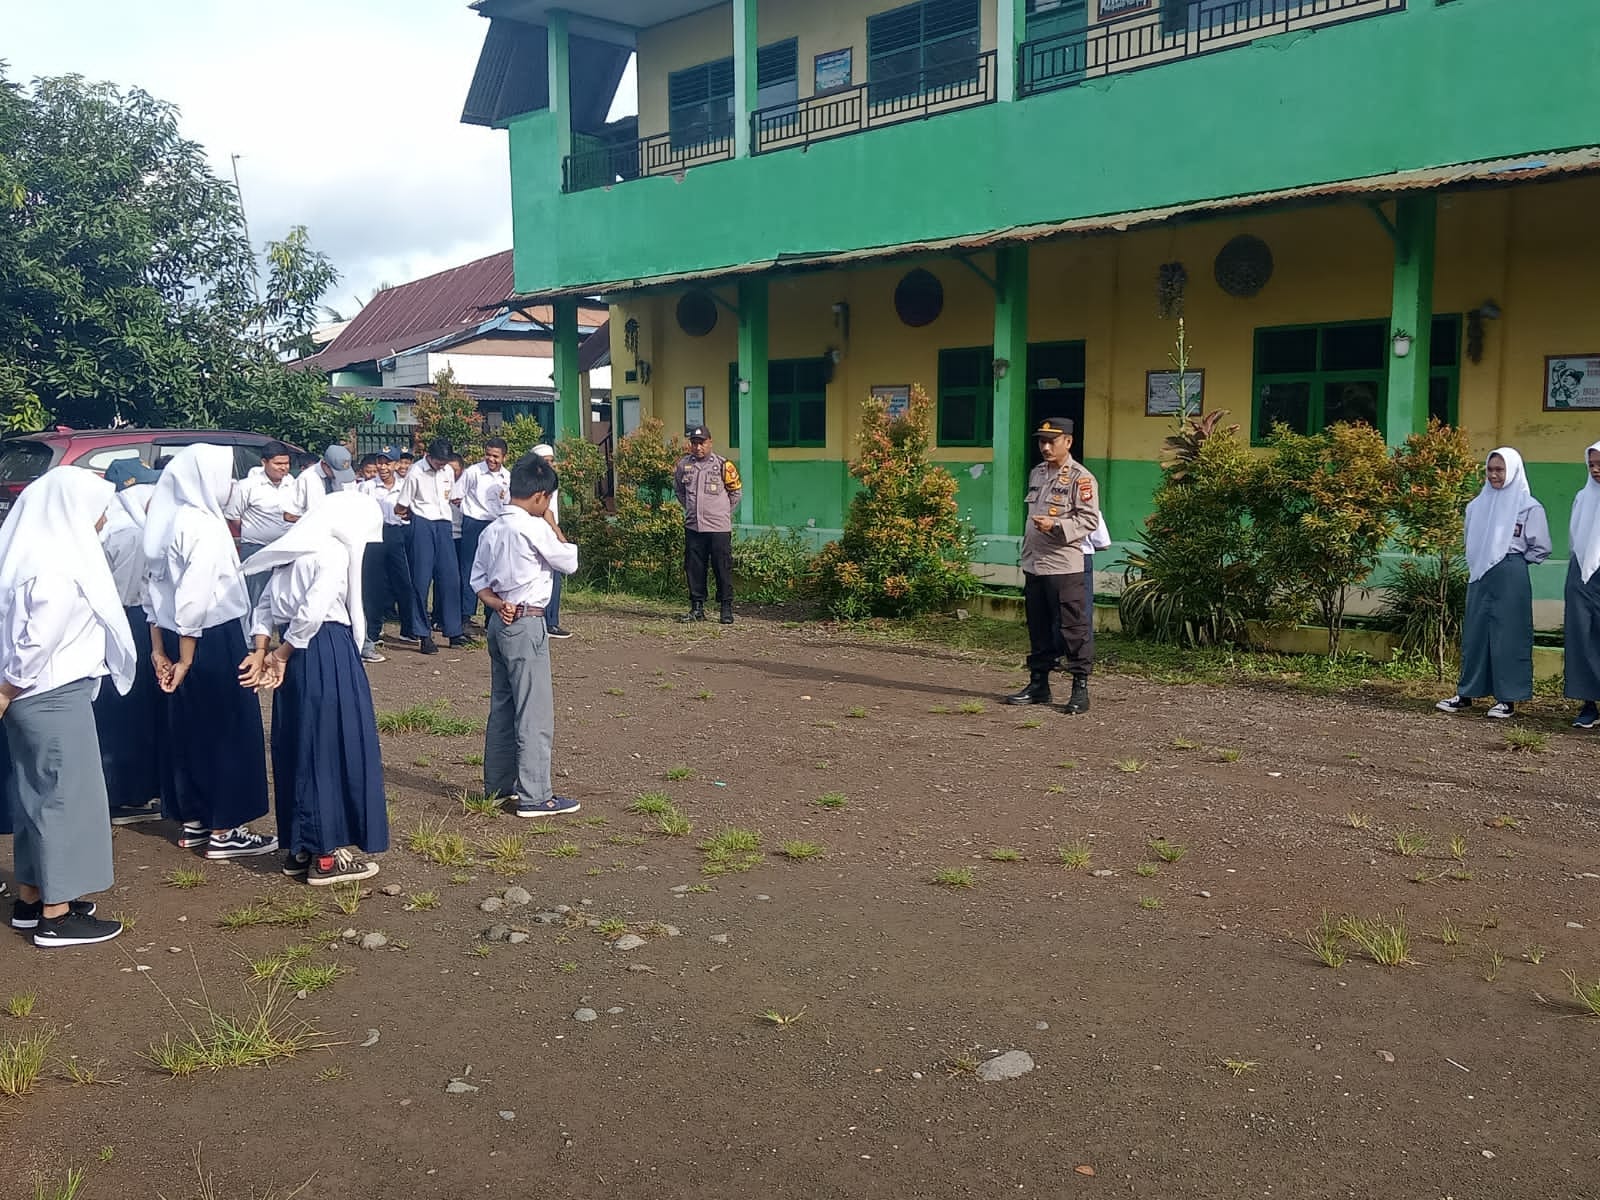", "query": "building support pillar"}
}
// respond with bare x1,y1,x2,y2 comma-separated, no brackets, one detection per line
997,0,1027,102
547,11,572,175
992,245,1029,540
737,277,770,526
553,296,582,443
1385,193,1436,446
734,0,759,157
